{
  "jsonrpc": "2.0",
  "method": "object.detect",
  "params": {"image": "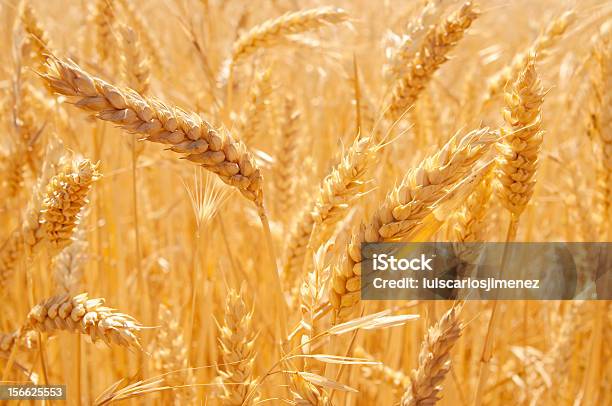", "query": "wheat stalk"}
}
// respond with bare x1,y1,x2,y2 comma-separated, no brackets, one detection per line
496,53,545,219
400,304,463,406
151,304,196,404
120,25,150,95
40,159,100,253
42,56,265,207
475,54,545,406
217,286,259,406
231,6,348,64
94,0,117,64
329,128,496,320
116,0,164,71
385,2,479,121
25,293,142,350
20,0,51,72
354,346,409,392
486,10,575,99
289,373,331,406
274,96,301,225
283,134,379,288
52,219,88,295
236,68,273,143
588,24,611,236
